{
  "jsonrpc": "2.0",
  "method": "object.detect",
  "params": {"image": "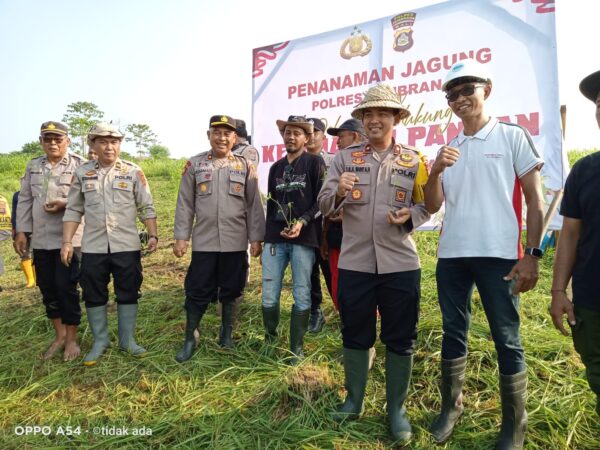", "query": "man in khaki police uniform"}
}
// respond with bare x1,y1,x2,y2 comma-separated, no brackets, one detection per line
174,115,264,362
15,121,85,361
318,84,430,444
61,122,157,366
